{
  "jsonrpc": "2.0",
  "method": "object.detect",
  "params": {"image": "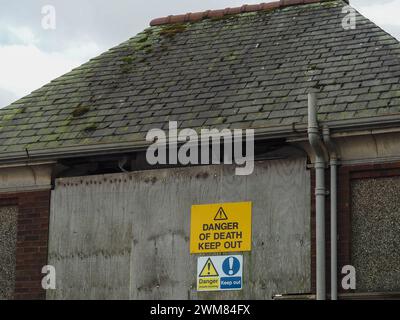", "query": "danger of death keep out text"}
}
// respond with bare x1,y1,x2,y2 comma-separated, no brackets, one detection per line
198,221,243,250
